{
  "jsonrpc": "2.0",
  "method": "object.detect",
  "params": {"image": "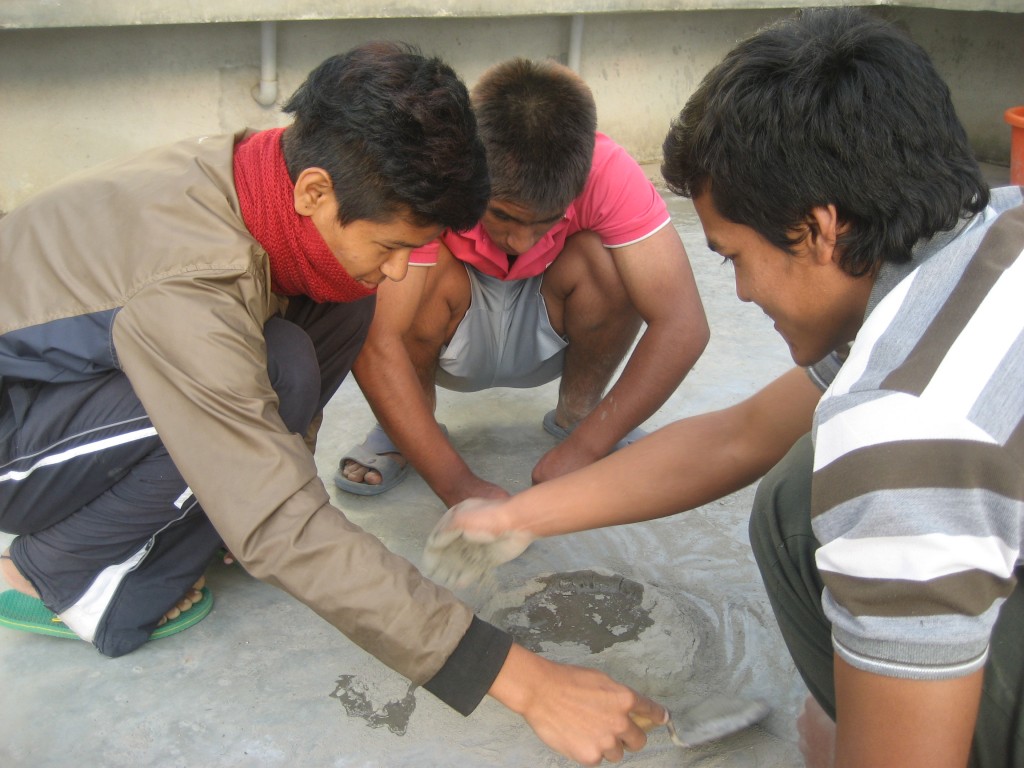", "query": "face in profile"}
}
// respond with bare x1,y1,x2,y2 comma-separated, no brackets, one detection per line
693,192,872,367
295,167,441,287
310,201,440,288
